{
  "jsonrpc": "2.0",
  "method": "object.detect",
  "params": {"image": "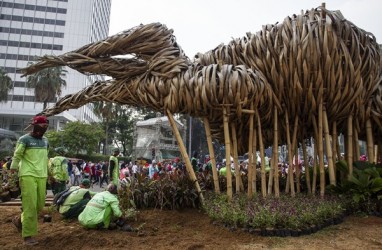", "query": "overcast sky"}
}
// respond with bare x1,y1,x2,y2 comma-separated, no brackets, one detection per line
109,0,381,58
